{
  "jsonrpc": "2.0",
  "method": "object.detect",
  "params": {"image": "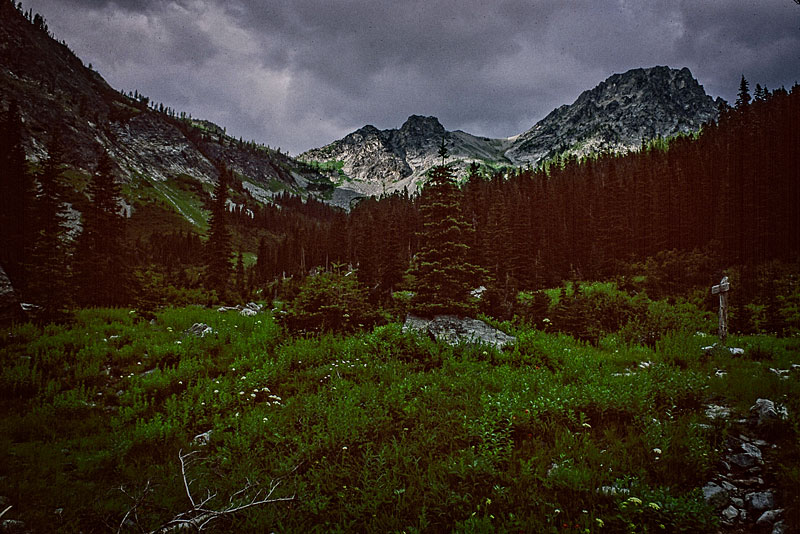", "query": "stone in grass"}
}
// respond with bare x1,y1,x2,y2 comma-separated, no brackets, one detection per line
184,323,215,338
730,442,763,469
756,509,783,527
702,482,729,509
750,399,789,427
721,505,739,521
772,520,787,534
745,491,775,513
403,314,516,350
